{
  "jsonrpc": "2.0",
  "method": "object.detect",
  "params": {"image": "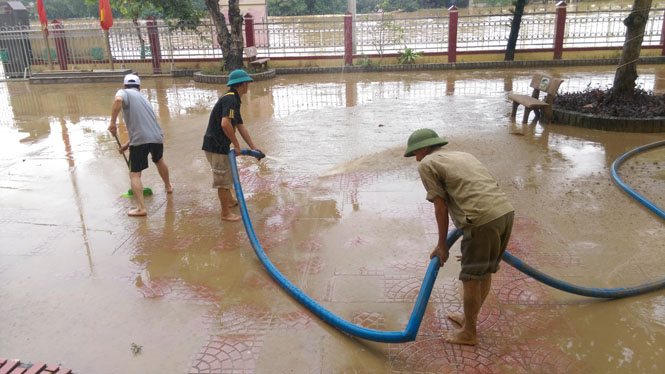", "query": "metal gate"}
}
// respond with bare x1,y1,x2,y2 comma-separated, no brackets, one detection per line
0,25,33,79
